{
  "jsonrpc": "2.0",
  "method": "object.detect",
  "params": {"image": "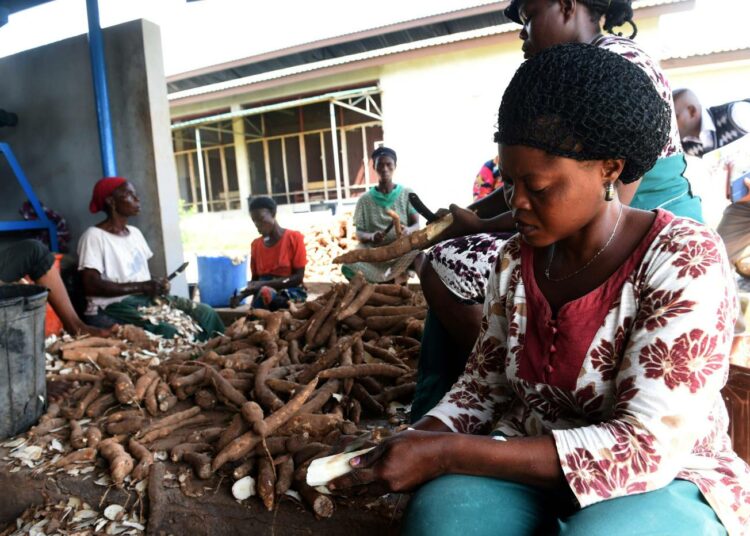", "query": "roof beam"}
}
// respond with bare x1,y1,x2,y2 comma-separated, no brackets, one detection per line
171,86,380,130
